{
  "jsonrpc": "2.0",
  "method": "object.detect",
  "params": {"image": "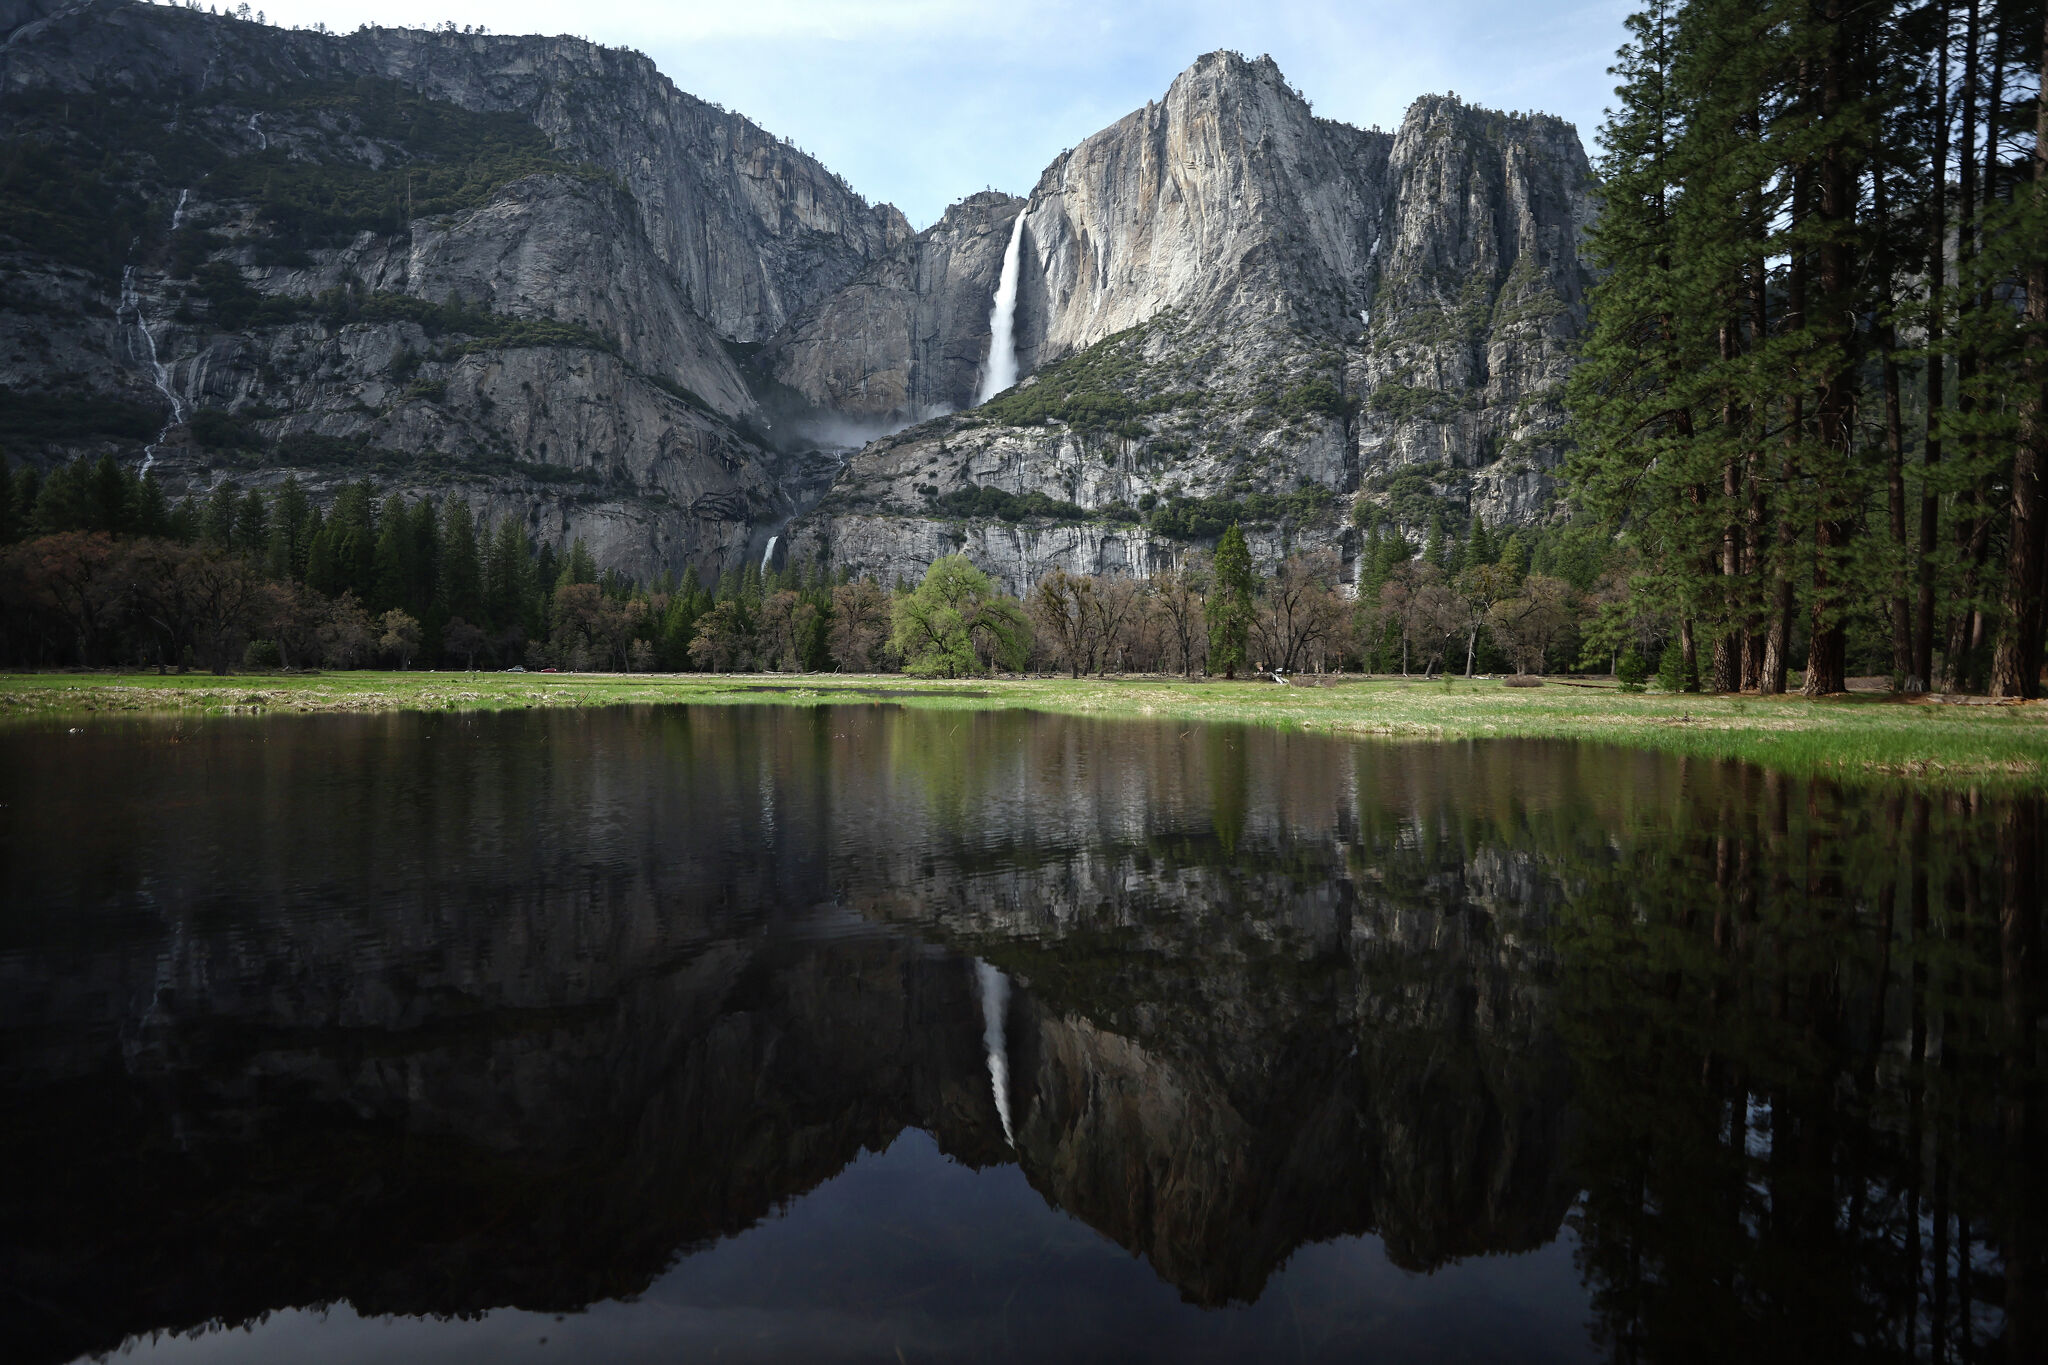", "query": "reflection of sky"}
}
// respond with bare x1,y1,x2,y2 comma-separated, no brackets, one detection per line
98,1129,1593,1363
245,0,1631,228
